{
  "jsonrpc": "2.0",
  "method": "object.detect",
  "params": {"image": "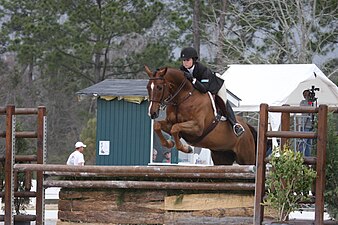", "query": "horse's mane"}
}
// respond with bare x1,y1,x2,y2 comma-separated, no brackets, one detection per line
160,67,186,82
165,67,183,74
